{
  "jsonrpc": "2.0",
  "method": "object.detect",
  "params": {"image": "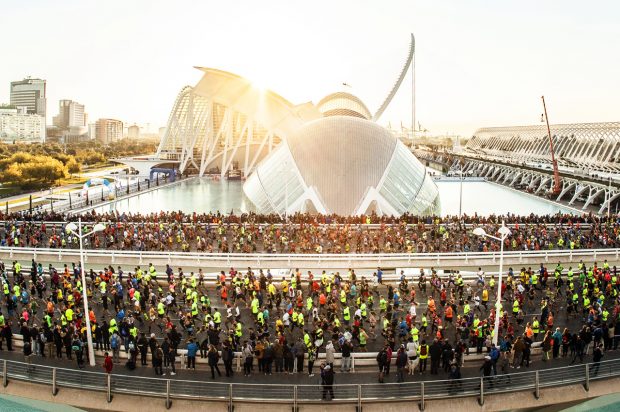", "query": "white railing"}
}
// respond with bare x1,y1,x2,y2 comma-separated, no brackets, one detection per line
0,245,617,269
